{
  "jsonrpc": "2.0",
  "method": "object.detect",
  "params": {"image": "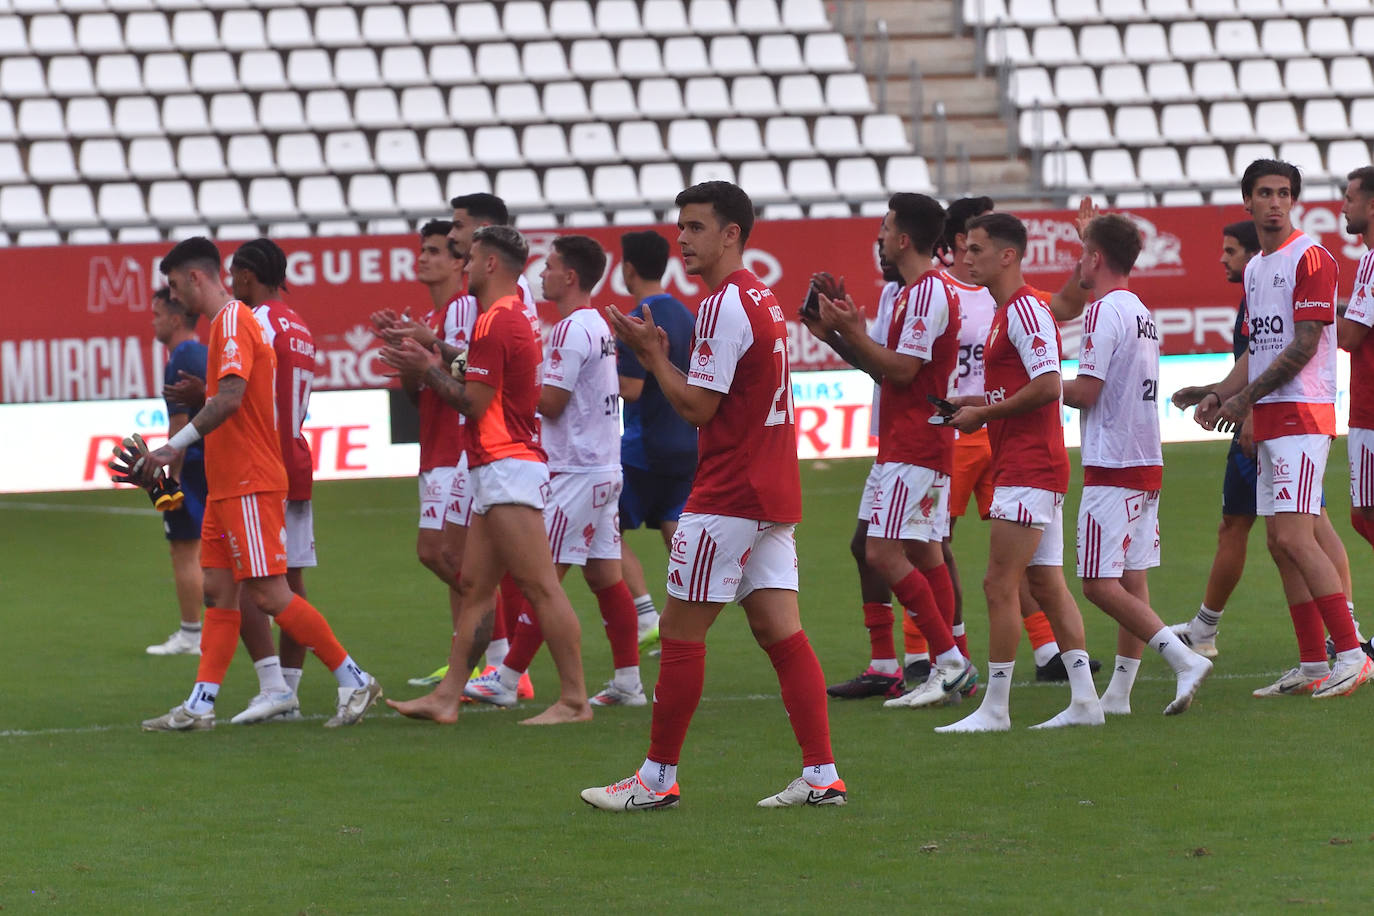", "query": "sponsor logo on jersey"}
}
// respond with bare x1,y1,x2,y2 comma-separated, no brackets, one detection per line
689,341,716,382
986,386,1007,404
1295,299,1330,311
1031,335,1048,357
549,348,562,368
